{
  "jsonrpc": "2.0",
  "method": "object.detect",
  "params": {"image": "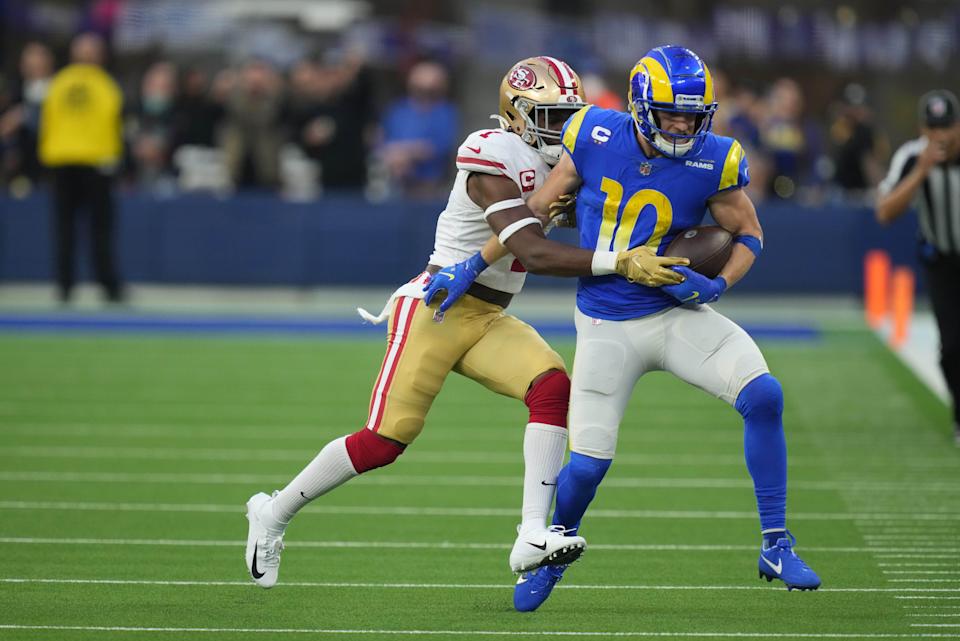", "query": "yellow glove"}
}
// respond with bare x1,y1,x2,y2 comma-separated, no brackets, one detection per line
615,246,689,287
547,193,577,228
